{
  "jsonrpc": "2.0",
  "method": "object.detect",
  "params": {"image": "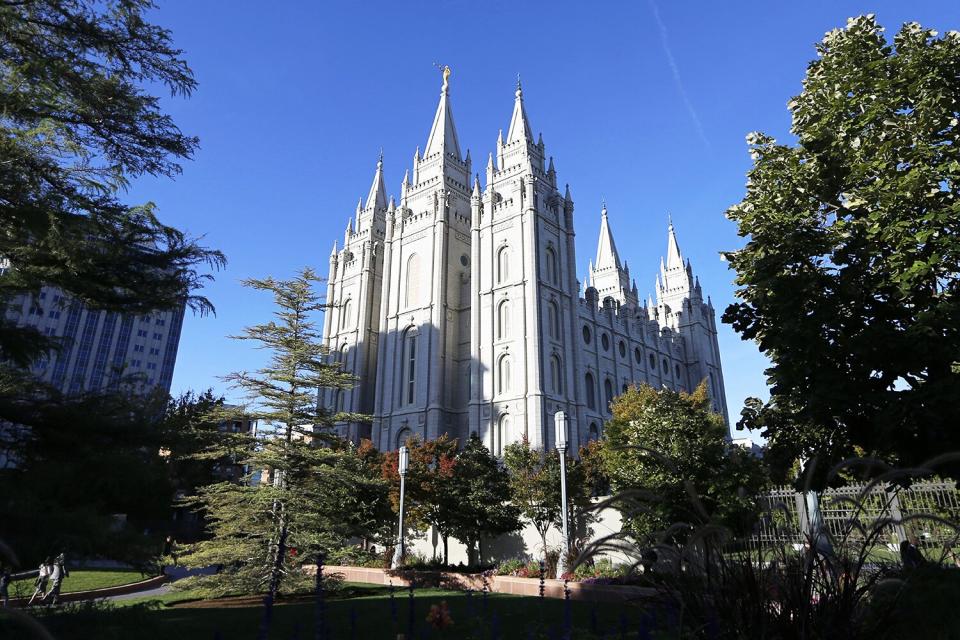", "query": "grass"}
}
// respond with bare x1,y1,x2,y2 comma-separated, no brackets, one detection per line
7,581,652,639
9,569,147,596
